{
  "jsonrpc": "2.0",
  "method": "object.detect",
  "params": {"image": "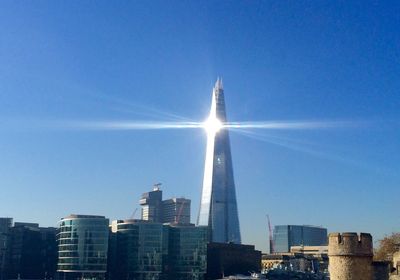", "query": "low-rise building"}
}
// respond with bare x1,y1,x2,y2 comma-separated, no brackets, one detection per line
206,242,261,280
262,252,328,274
5,222,57,279
290,245,328,255
392,251,400,279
